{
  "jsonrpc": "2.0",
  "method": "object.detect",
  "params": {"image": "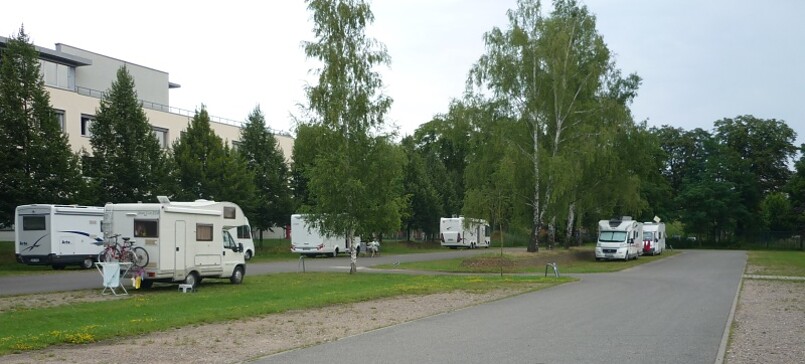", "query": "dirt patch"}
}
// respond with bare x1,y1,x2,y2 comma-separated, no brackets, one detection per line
460,249,591,271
